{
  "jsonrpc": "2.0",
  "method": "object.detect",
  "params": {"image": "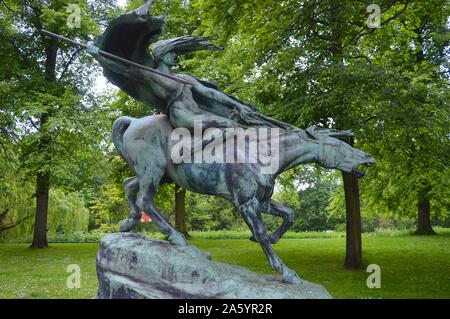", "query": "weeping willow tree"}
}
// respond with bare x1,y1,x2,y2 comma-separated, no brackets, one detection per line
0,186,89,242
